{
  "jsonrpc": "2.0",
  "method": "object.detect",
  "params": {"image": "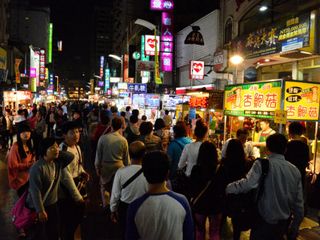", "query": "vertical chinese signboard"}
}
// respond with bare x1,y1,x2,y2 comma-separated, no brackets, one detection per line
284,81,320,121
224,81,282,118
